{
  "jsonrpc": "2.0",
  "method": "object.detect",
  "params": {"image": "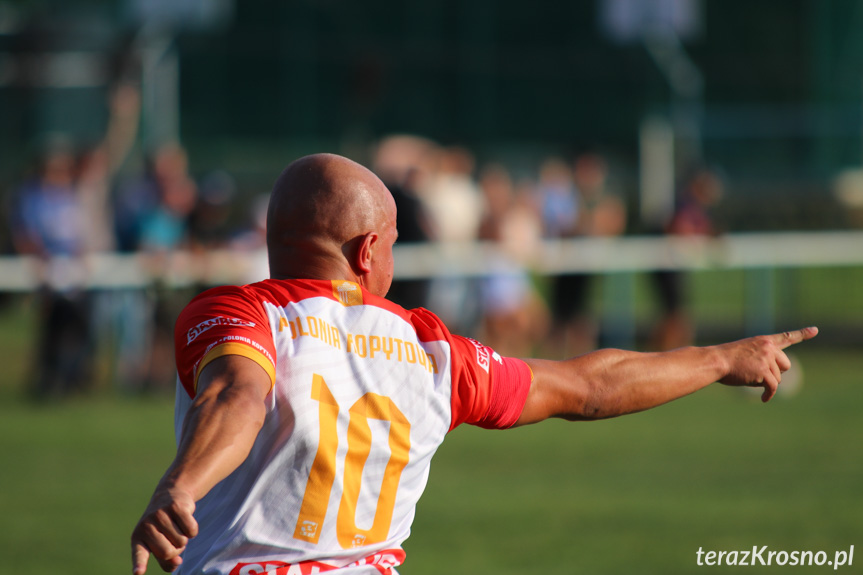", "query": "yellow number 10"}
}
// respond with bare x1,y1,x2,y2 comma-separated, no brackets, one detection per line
293,374,411,549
